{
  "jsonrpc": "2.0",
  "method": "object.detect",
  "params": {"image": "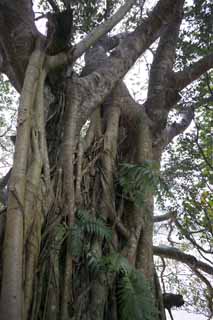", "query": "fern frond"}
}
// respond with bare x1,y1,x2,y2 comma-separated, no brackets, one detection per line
77,209,112,241
67,209,112,258
117,270,157,320
118,161,168,207
102,252,132,274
